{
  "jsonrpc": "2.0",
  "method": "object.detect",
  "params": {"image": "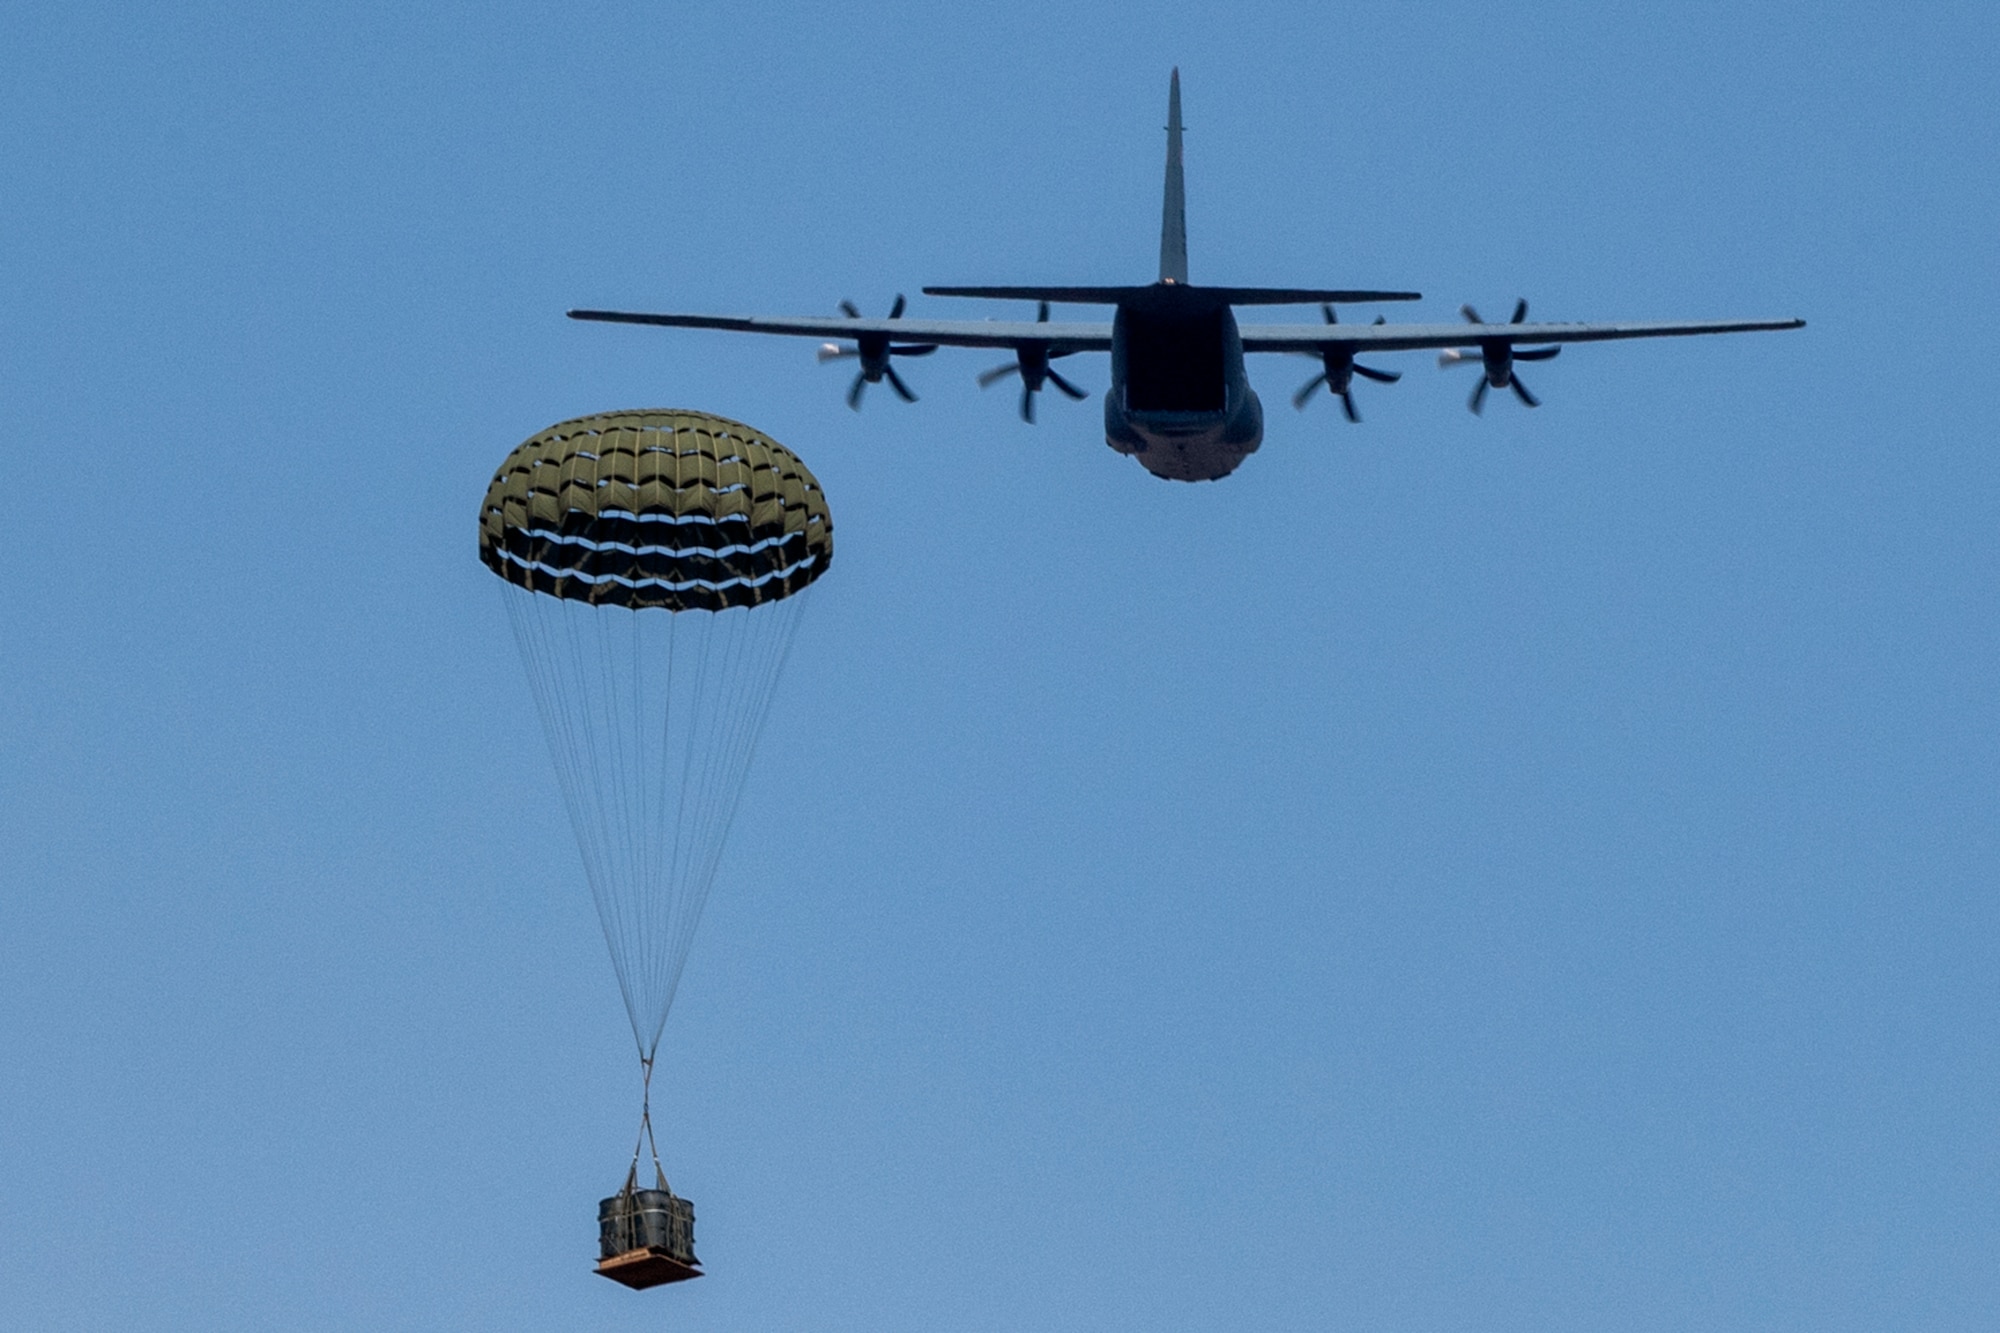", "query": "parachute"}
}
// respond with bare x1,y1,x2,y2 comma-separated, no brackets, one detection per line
480,410,831,1271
